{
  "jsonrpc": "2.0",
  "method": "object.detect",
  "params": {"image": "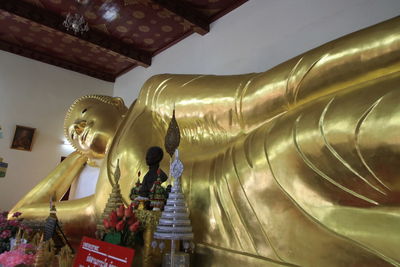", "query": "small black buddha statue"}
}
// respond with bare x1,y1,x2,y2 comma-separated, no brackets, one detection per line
139,146,168,198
